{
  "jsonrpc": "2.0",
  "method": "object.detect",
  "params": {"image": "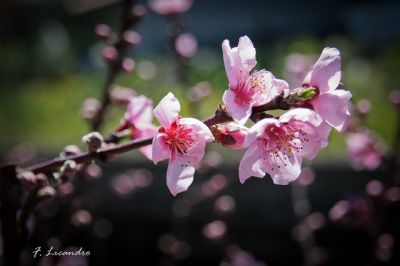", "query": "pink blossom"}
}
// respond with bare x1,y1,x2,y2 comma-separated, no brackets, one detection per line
284,53,315,88
148,0,192,16
346,130,385,171
222,36,288,124
152,92,214,196
212,122,249,149
120,95,158,160
239,108,330,185
301,47,352,132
